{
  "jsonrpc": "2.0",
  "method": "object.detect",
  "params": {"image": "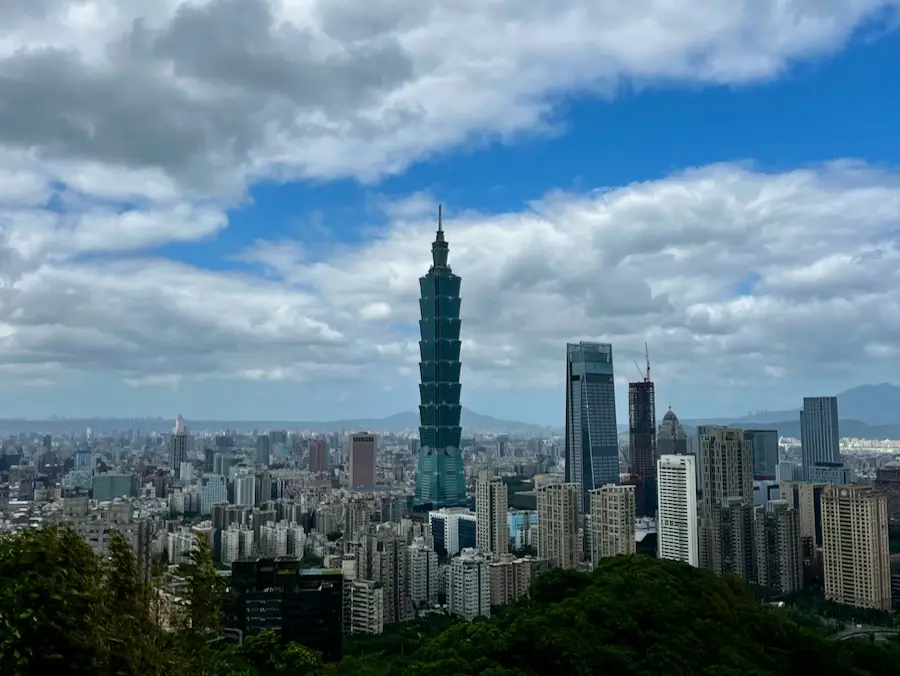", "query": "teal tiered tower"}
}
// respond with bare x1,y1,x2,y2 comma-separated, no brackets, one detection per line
413,205,466,508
